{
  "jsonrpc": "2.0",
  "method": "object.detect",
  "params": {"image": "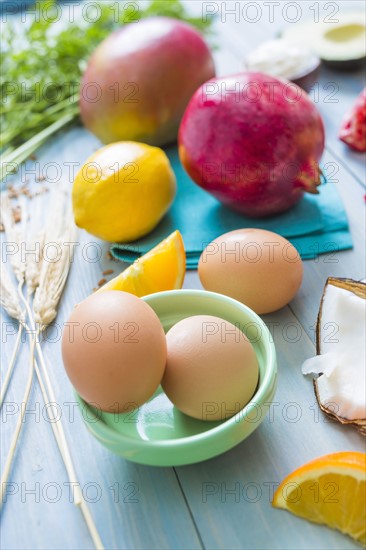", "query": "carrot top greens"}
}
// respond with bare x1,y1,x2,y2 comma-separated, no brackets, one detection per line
0,0,214,181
